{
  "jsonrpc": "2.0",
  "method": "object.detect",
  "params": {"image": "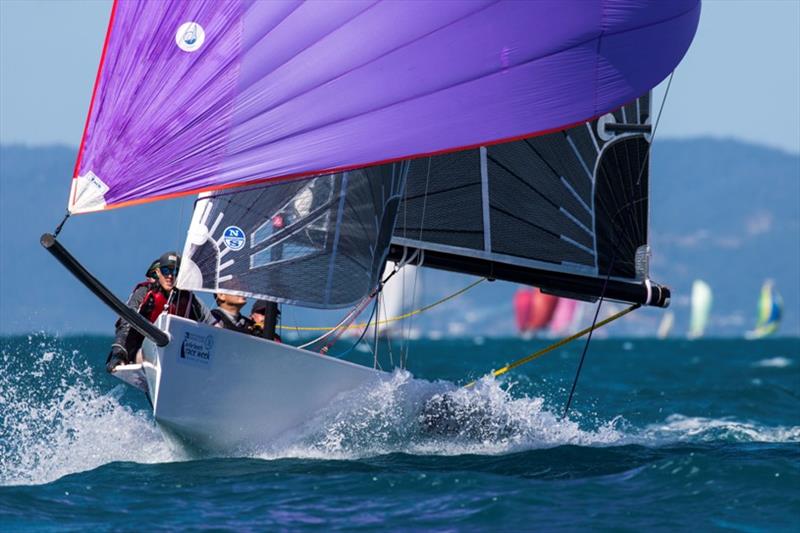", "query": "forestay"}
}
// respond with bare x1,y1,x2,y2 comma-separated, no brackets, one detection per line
177,164,408,308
